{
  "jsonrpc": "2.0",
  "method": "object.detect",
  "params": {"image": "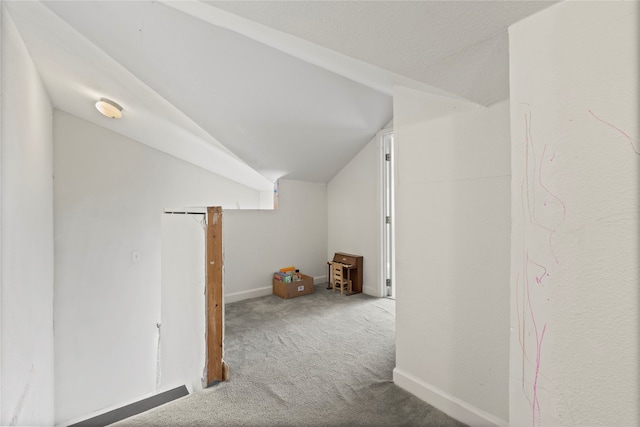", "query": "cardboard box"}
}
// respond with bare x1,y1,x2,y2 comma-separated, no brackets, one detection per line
273,274,314,299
